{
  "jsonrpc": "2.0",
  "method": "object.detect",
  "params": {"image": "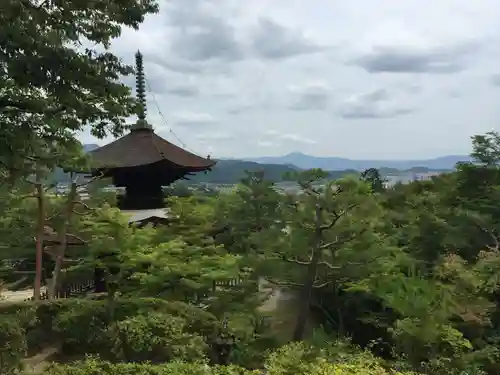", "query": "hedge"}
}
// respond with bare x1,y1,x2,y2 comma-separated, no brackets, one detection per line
42,357,420,375
0,298,223,363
